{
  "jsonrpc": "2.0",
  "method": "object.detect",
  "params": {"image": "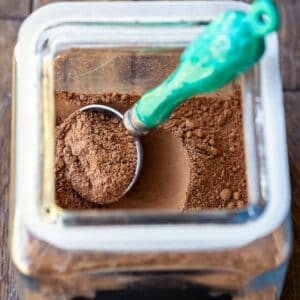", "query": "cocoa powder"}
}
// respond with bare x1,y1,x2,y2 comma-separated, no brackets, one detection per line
55,90,248,210
56,110,137,205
